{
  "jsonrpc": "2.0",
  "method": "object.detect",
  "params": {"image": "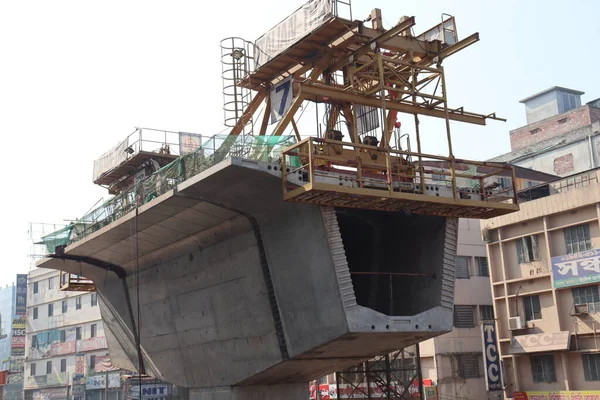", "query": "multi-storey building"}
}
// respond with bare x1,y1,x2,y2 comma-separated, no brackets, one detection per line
0,284,16,371
481,169,600,399
419,219,495,400
24,268,121,400
490,87,600,177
